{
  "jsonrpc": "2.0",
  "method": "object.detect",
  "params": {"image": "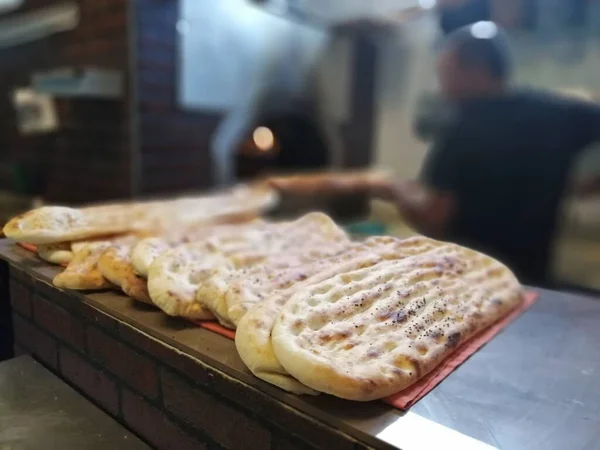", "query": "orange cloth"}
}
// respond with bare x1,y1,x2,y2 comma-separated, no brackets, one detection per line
195,320,236,340
18,242,38,253
383,290,538,408
19,242,69,267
